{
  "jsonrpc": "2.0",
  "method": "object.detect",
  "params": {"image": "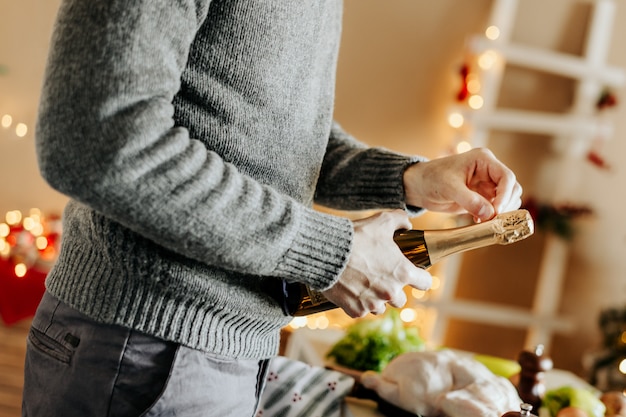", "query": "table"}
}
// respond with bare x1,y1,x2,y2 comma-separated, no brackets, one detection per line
284,328,598,417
